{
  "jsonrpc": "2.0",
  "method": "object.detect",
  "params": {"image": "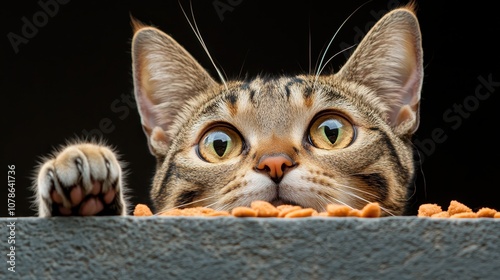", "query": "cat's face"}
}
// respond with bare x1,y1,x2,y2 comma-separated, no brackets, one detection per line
131,5,423,216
